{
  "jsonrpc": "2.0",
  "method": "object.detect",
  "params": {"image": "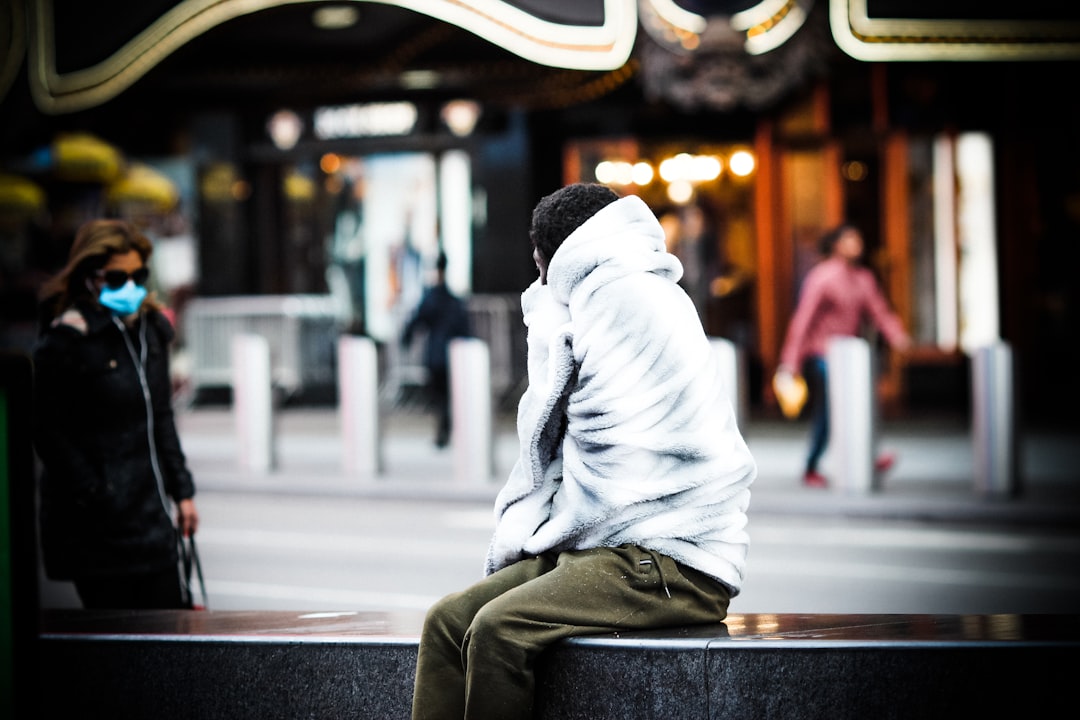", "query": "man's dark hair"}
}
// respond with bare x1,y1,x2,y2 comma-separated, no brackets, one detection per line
530,183,619,264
